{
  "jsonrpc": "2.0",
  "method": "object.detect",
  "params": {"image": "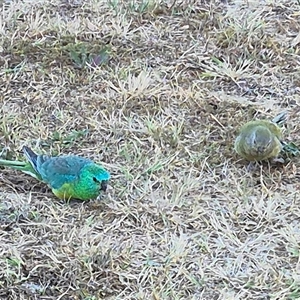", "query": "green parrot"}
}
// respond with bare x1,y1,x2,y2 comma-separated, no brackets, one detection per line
0,146,110,200
234,112,286,161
